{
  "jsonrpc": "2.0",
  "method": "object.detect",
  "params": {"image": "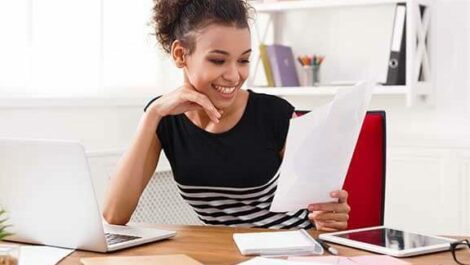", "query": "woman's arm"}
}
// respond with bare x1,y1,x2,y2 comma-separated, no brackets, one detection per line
102,83,222,225
102,109,163,225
